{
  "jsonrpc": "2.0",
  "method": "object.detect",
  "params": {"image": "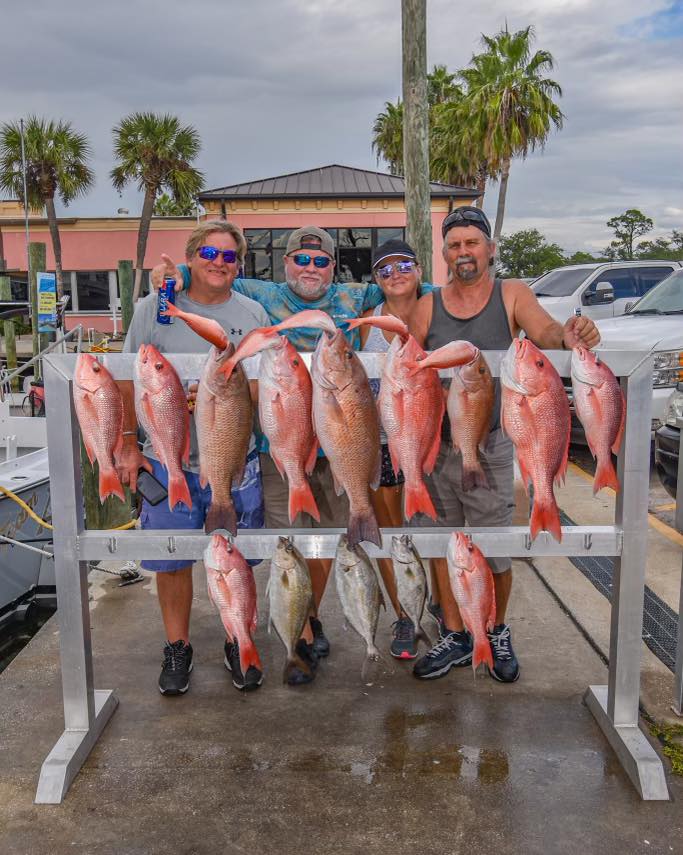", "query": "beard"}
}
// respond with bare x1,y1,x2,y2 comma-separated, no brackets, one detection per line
285,273,330,301
453,256,479,282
